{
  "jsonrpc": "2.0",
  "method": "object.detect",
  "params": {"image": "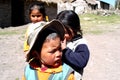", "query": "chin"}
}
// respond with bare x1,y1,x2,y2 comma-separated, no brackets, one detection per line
53,63,61,68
